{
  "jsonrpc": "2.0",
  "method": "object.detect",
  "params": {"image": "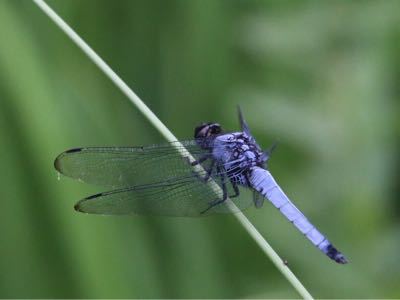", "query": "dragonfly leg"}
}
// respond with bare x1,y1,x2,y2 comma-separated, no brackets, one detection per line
200,166,227,214
252,190,264,208
244,172,251,186
192,159,216,183
229,182,240,198
188,153,212,166
202,160,216,182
